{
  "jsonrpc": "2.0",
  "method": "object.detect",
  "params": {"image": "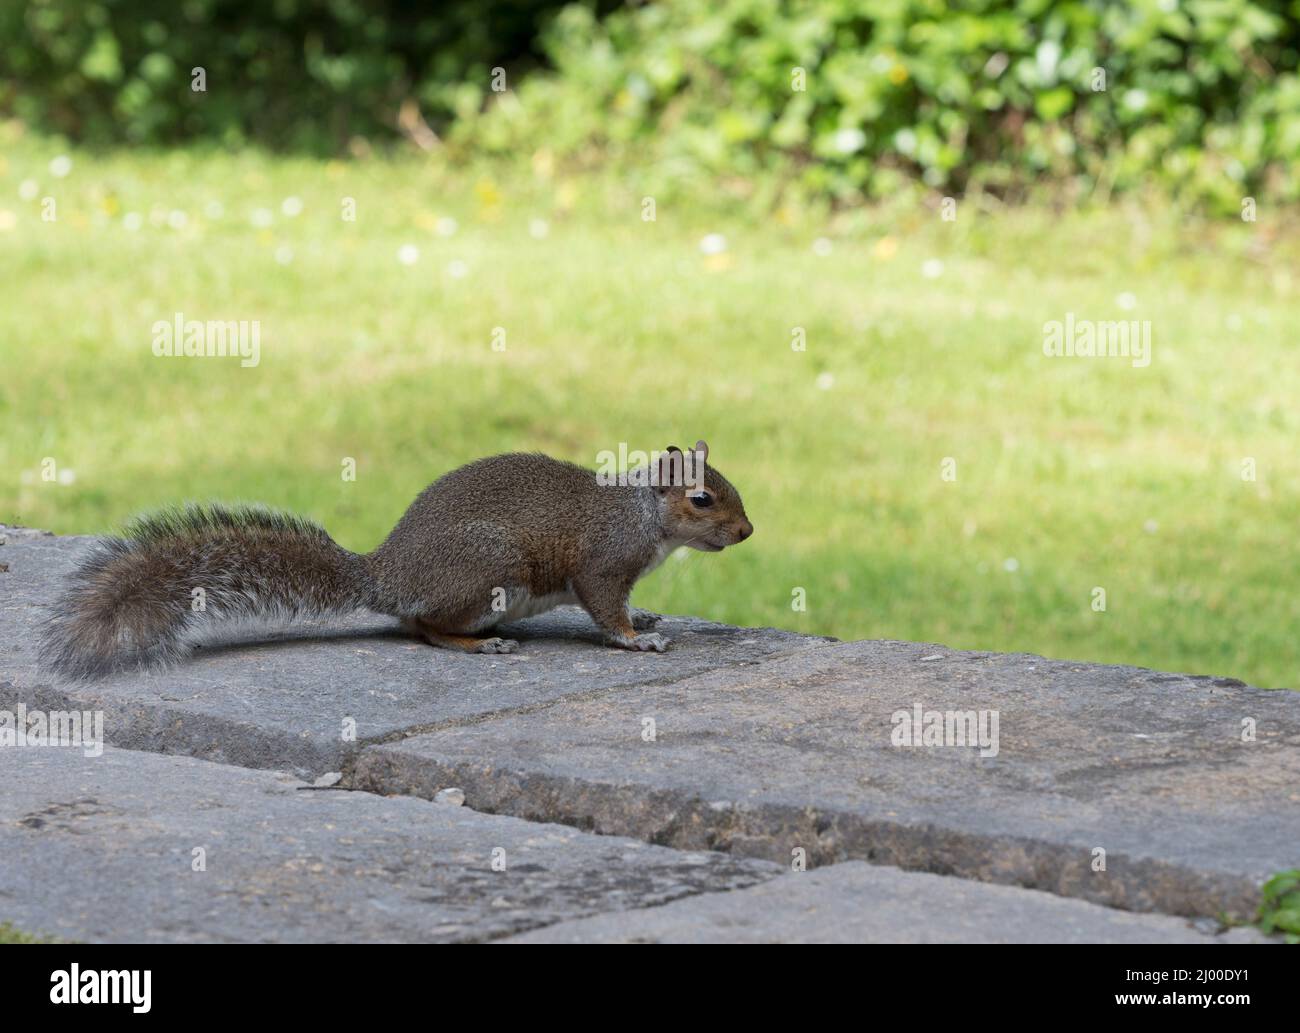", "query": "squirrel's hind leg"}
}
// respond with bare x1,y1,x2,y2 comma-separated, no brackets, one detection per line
402,618,518,654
